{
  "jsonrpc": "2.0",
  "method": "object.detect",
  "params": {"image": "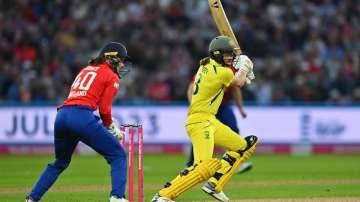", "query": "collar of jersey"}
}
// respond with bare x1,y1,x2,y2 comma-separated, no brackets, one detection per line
96,62,111,69
209,58,222,67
